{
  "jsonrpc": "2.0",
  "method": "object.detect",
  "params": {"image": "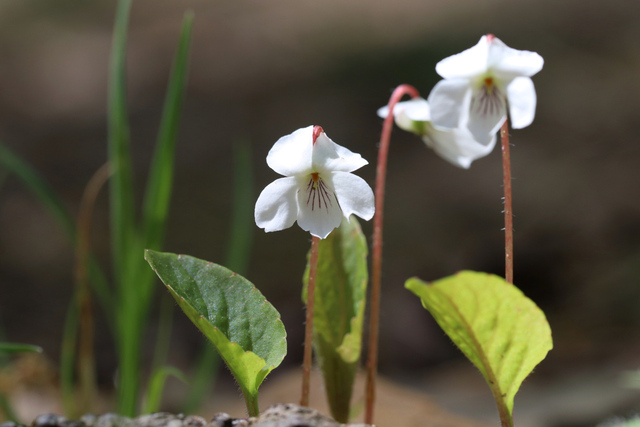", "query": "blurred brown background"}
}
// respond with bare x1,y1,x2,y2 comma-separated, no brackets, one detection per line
1,0,640,426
